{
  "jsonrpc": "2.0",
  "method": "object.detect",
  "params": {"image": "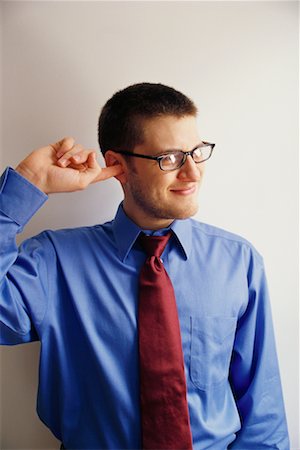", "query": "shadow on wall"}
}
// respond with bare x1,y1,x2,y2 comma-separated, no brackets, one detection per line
1,343,60,448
